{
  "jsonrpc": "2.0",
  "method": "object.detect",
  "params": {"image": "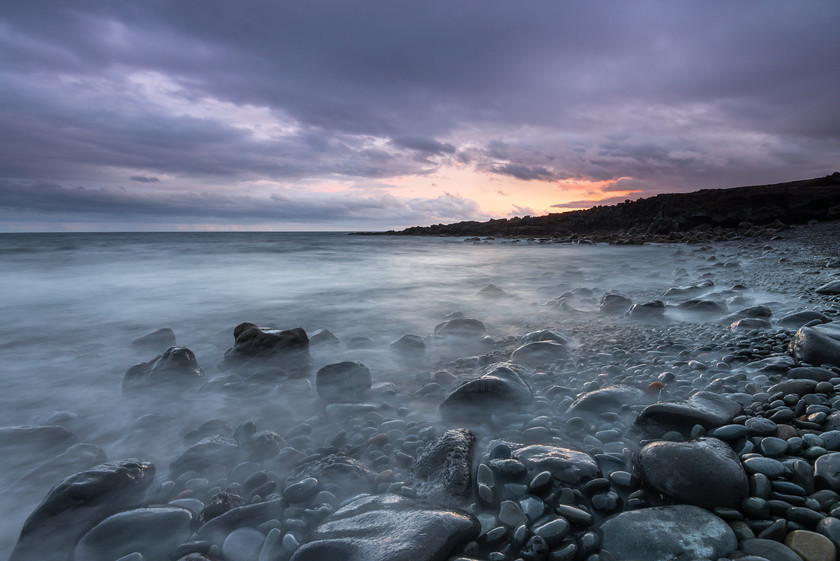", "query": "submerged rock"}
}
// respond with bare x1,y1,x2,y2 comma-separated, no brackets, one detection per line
290,494,480,561
20,442,108,488
410,428,475,501
316,361,372,402
433,318,486,340
637,437,748,509
390,333,426,359
282,453,373,502
170,435,240,476
10,459,156,561
222,323,311,376
627,300,665,321
131,327,176,351
600,505,737,561
123,346,206,393
599,293,632,315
